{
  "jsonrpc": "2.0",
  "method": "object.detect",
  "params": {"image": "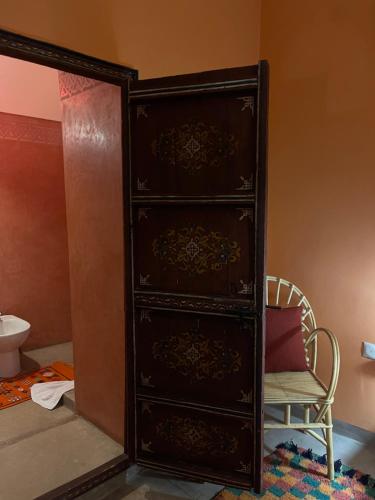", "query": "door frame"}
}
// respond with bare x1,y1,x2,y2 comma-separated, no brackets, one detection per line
0,28,137,499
